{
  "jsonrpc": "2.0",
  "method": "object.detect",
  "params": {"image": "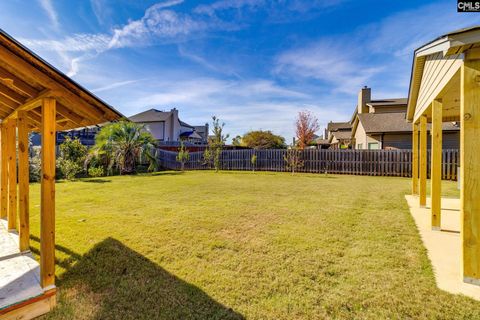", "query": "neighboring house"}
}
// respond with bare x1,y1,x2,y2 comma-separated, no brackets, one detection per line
129,108,208,144
313,135,330,149
326,121,352,149
348,86,459,150
31,124,104,146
